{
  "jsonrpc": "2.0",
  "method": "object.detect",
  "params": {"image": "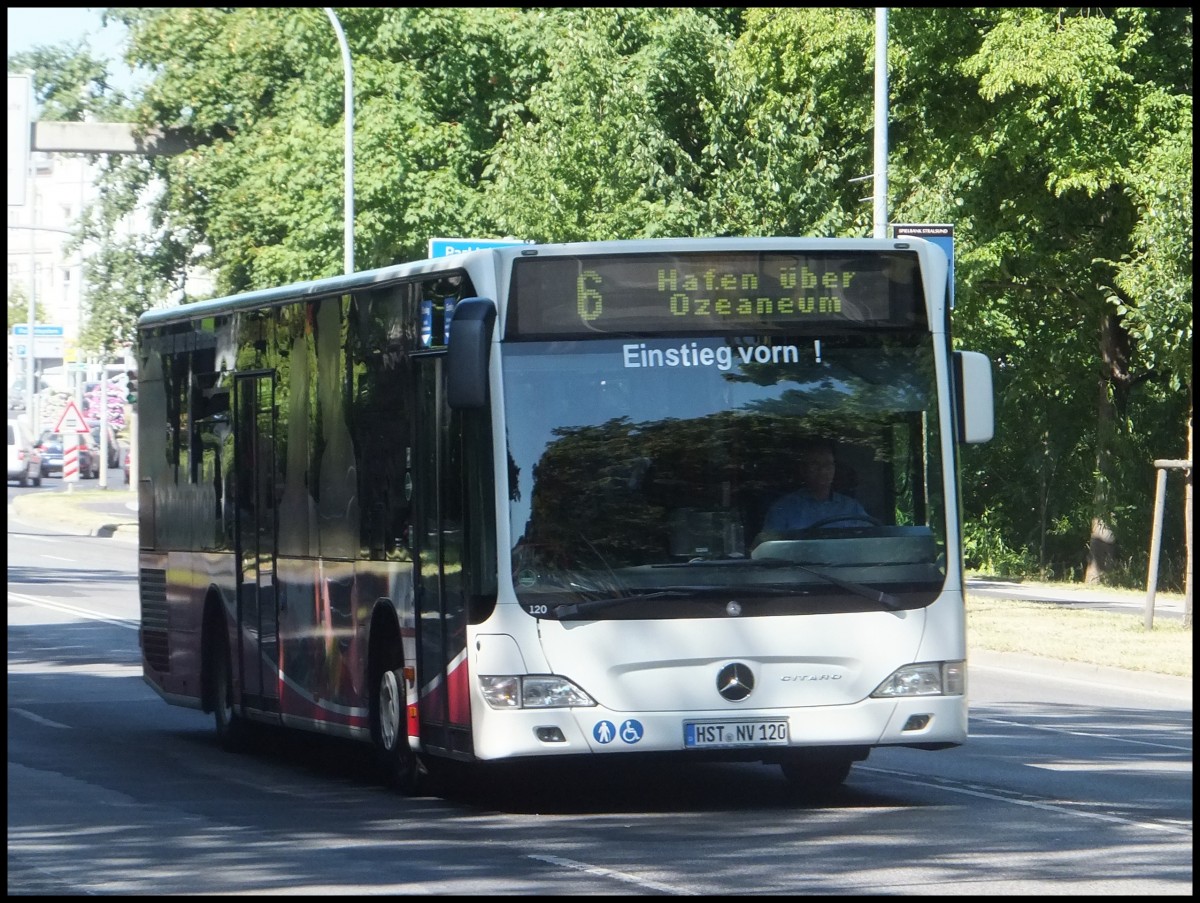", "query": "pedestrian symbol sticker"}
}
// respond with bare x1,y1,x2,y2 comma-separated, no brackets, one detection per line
593,719,644,744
